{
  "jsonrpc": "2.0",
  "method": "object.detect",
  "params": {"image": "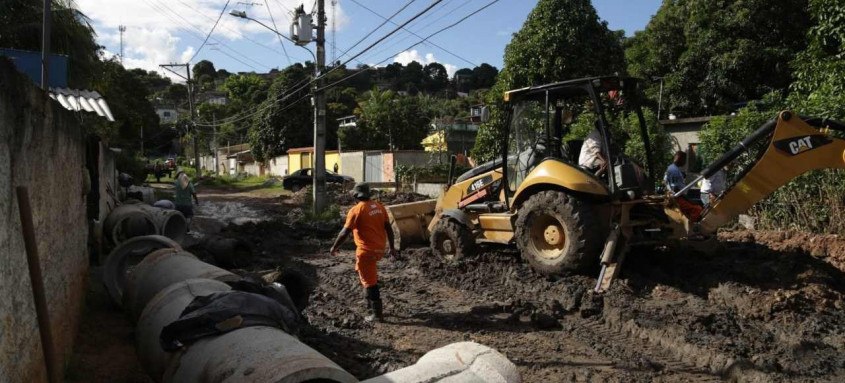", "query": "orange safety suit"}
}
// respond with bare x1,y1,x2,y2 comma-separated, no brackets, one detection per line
344,200,389,287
